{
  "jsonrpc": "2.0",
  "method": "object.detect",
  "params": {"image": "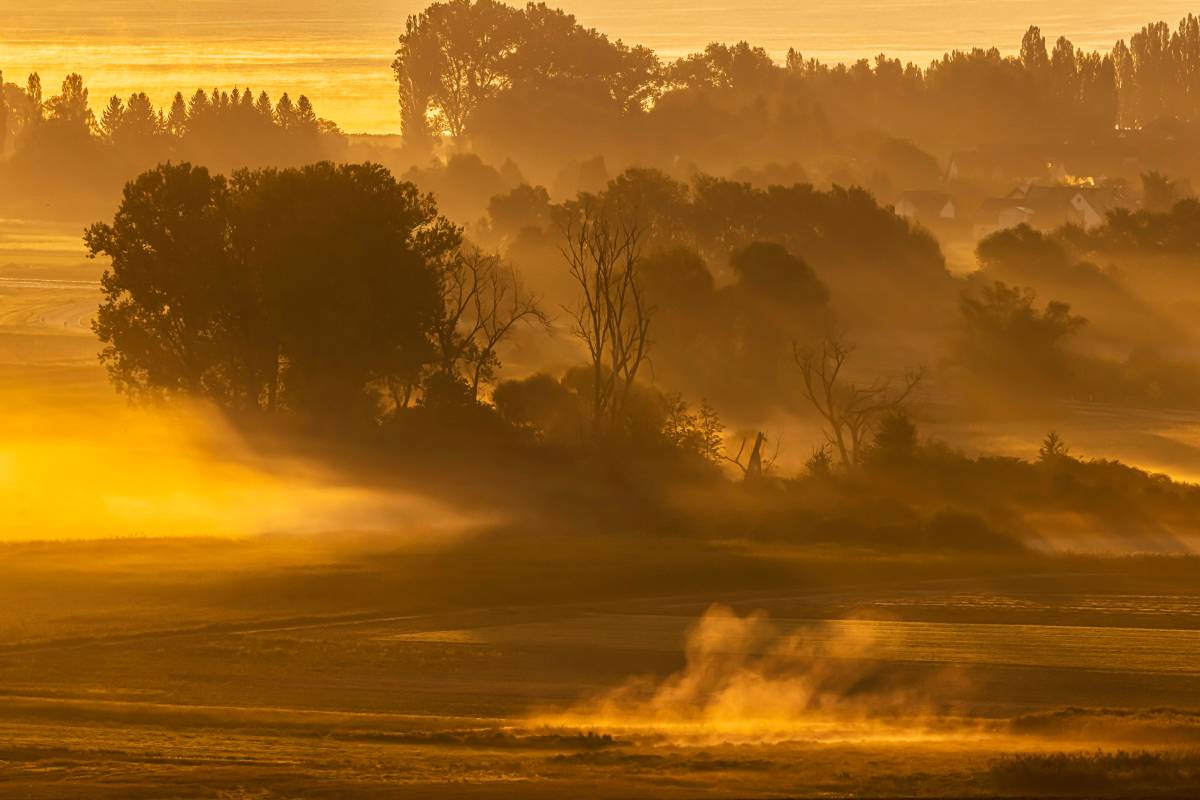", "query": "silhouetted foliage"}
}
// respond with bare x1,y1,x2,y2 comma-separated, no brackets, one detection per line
0,74,342,218
392,2,1200,175
795,335,923,466
953,281,1086,399
1038,430,1072,462
86,162,455,422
